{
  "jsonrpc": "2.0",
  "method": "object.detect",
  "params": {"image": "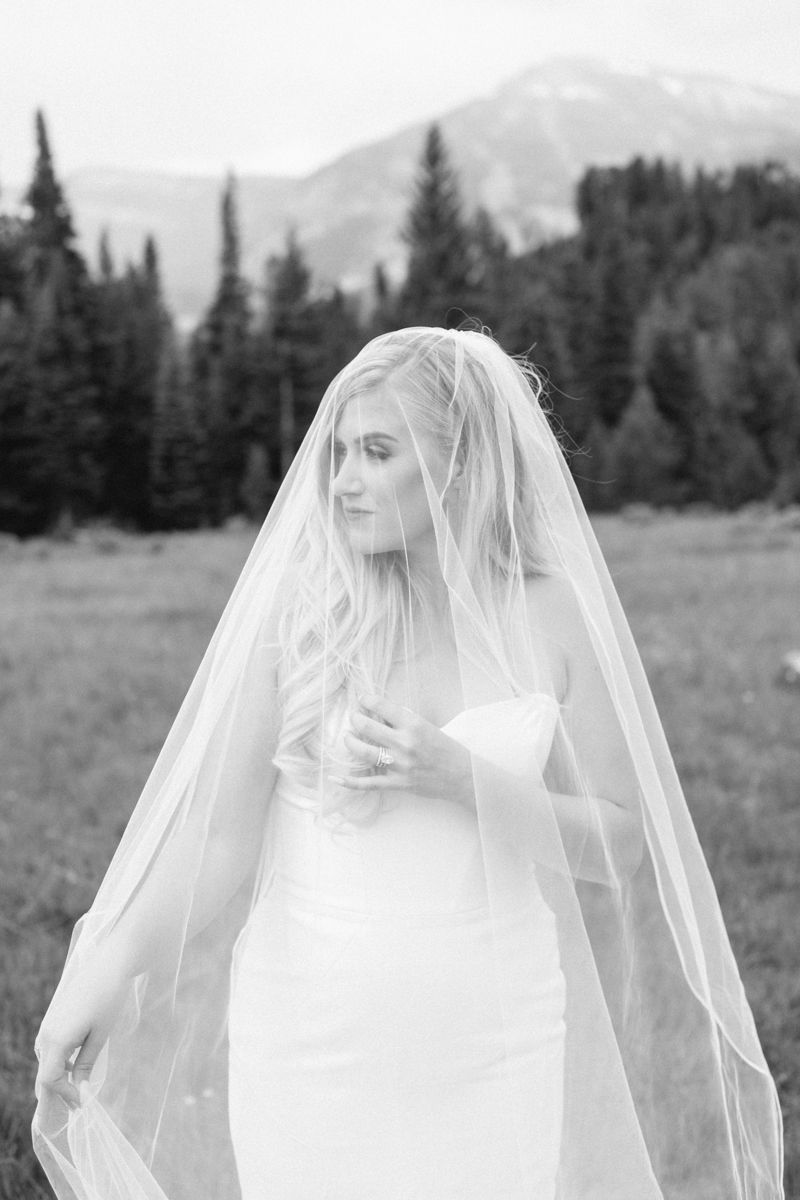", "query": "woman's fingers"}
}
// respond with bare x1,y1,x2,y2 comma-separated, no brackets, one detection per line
71,1024,106,1089
359,694,410,728
349,711,402,748
329,772,405,792
342,730,395,768
36,1041,80,1110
